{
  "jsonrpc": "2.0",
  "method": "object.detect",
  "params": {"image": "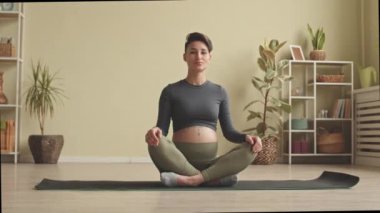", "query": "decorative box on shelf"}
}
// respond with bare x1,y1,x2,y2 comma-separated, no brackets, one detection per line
317,128,345,153
0,43,16,57
317,74,344,83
